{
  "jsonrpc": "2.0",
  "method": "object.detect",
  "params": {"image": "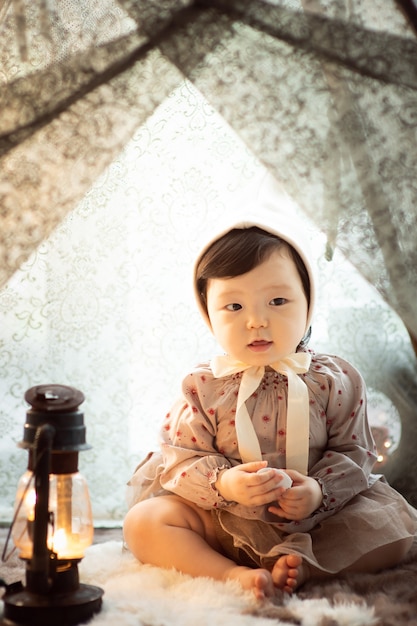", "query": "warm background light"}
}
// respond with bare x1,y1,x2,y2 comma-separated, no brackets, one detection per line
12,470,94,561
